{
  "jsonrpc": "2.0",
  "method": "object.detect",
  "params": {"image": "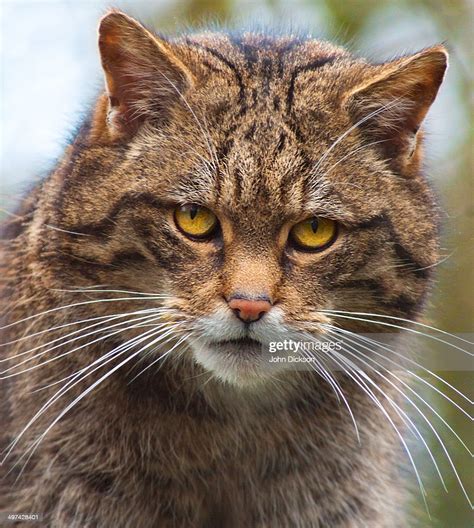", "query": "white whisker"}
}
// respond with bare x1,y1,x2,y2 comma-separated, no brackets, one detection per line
324,325,472,507
320,313,472,405
325,325,472,415
128,332,190,383
1,312,171,376
310,97,404,177
320,310,473,347
3,323,180,467
0,295,171,332
317,343,429,508
315,139,388,183
15,327,184,473
297,340,361,444
53,287,169,297
158,71,218,171
1,307,169,354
